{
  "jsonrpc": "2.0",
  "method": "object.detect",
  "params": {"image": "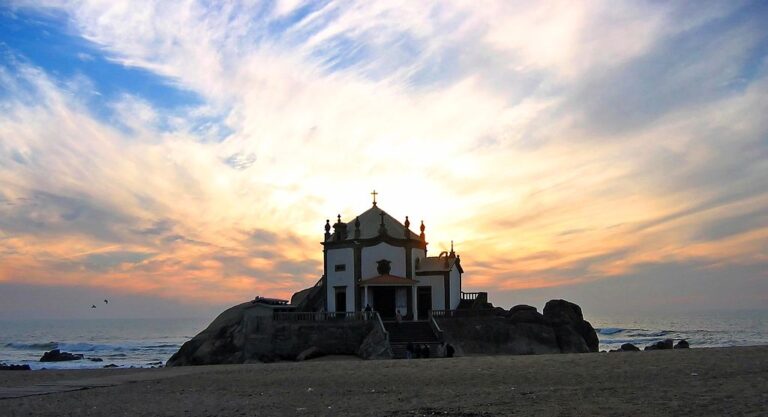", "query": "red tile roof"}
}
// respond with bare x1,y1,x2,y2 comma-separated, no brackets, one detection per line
359,274,417,286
